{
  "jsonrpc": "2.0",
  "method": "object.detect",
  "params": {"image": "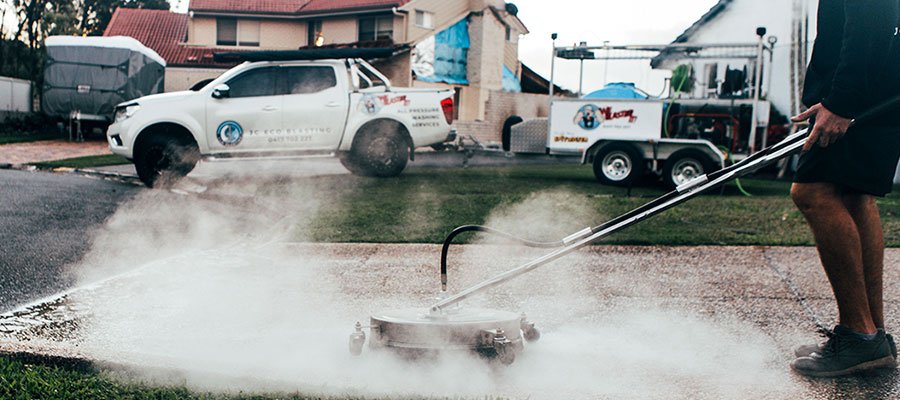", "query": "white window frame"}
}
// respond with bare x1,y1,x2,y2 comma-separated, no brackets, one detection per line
415,10,434,29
